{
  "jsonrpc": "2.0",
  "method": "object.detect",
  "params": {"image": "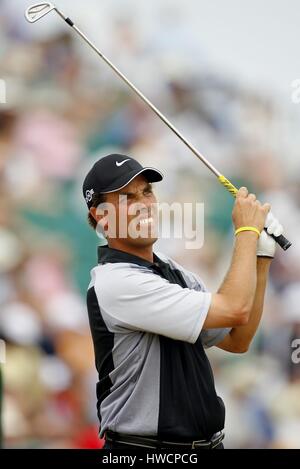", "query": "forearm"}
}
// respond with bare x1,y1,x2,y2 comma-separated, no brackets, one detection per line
217,232,258,312
204,231,258,329
219,257,271,352
204,186,271,329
